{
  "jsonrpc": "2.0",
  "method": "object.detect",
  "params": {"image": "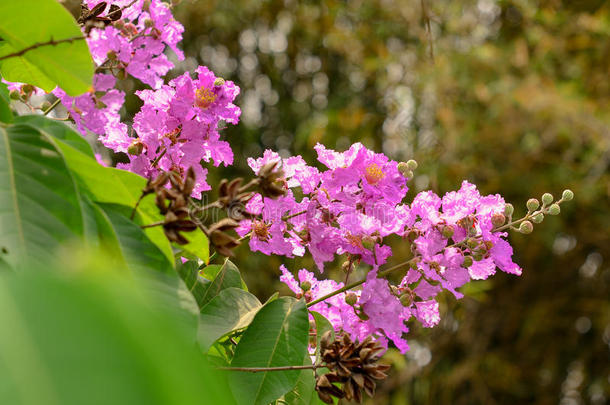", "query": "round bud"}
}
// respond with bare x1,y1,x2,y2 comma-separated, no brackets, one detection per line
300,281,311,292
473,252,484,261
399,293,412,307
9,89,20,100
526,198,540,212
467,238,478,249
407,159,418,171
21,84,34,95
144,18,154,28
341,261,351,272
213,77,225,87
106,50,117,60
40,101,52,111
548,203,561,215
531,212,544,224
519,220,534,234
504,203,514,217
491,213,506,228
362,236,376,251
462,256,473,267
441,225,454,239
345,292,358,306
405,170,414,179
127,140,144,156
562,189,574,201
541,193,553,206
